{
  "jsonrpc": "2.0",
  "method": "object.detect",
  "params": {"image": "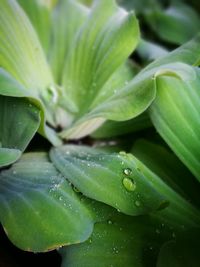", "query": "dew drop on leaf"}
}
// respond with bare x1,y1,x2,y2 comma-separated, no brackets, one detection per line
123,168,132,176
122,177,136,192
